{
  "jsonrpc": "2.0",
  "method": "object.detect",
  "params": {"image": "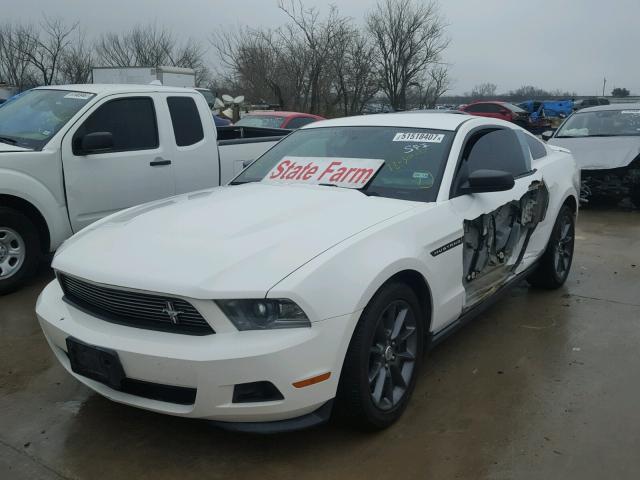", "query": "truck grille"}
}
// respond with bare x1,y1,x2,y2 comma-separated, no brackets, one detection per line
58,273,214,335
